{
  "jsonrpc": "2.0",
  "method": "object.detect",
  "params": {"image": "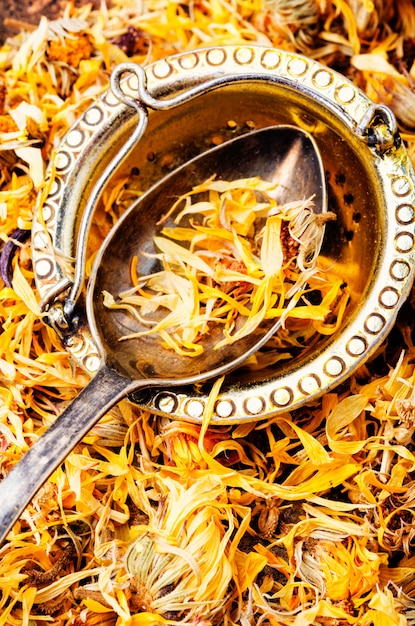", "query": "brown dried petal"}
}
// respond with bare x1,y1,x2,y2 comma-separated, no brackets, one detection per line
395,398,415,428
